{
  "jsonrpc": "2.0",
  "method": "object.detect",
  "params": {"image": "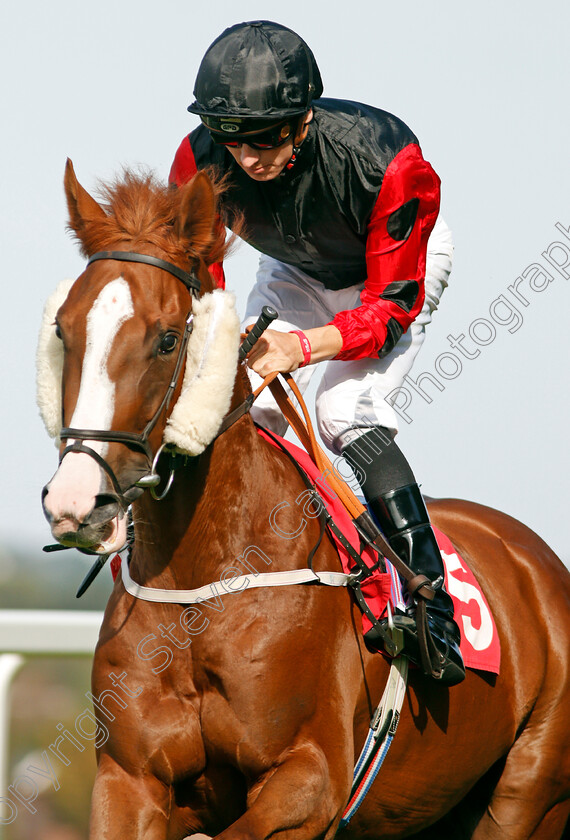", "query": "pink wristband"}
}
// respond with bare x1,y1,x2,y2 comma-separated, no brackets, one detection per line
289,330,312,367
